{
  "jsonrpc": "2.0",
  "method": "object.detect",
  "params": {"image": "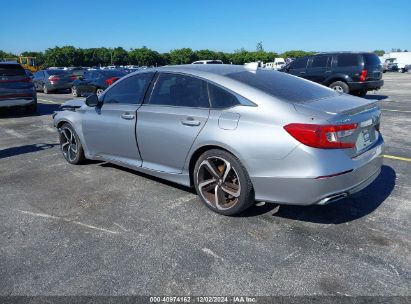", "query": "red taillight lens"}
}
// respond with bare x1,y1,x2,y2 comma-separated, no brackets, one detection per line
70,75,77,81
359,69,368,82
284,123,358,149
48,75,60,82
105,77,119,86
22,77,32,83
